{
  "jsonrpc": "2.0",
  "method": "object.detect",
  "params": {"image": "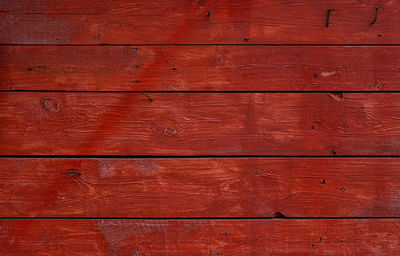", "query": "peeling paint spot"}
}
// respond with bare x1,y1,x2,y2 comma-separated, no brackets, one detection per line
321,71,337,77
374,80,383,90
329,93,344,101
